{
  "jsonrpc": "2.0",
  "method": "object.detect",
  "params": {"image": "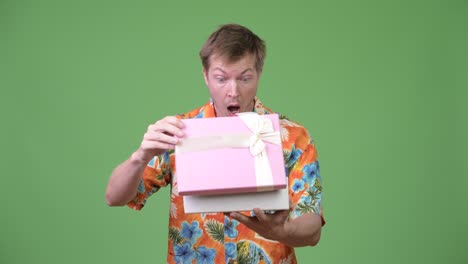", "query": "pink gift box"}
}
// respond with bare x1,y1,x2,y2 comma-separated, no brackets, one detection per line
175,113,286,196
